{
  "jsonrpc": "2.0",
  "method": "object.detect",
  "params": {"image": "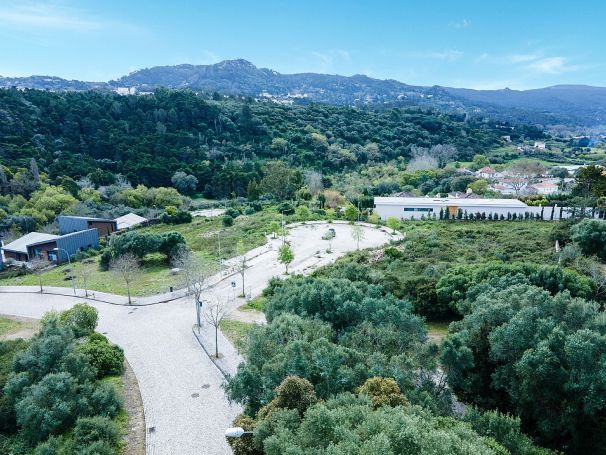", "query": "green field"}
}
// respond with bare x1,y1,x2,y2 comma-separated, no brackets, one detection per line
0,316,23,337
1,210,282,297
